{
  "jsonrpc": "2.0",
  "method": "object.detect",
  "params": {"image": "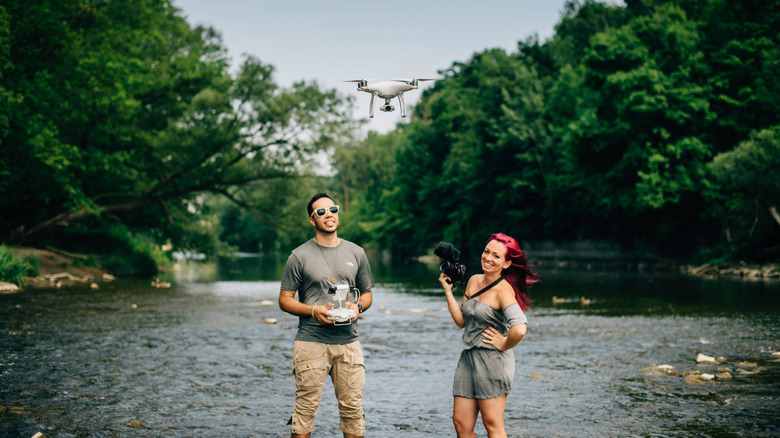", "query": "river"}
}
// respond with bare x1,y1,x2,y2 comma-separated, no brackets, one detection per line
1,254,779,437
